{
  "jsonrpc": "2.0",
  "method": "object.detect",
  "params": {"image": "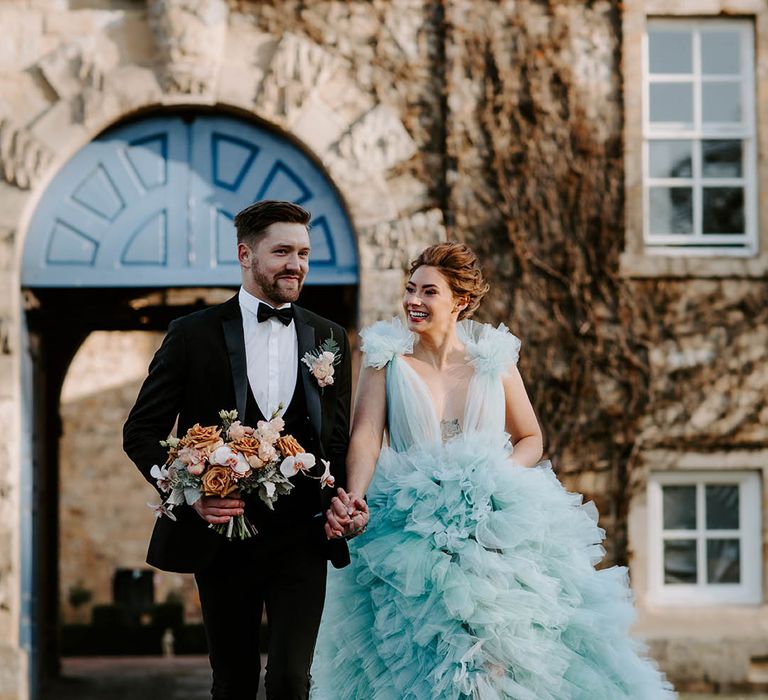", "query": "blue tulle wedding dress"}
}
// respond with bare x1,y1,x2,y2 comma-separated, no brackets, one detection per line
311,319,675,699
